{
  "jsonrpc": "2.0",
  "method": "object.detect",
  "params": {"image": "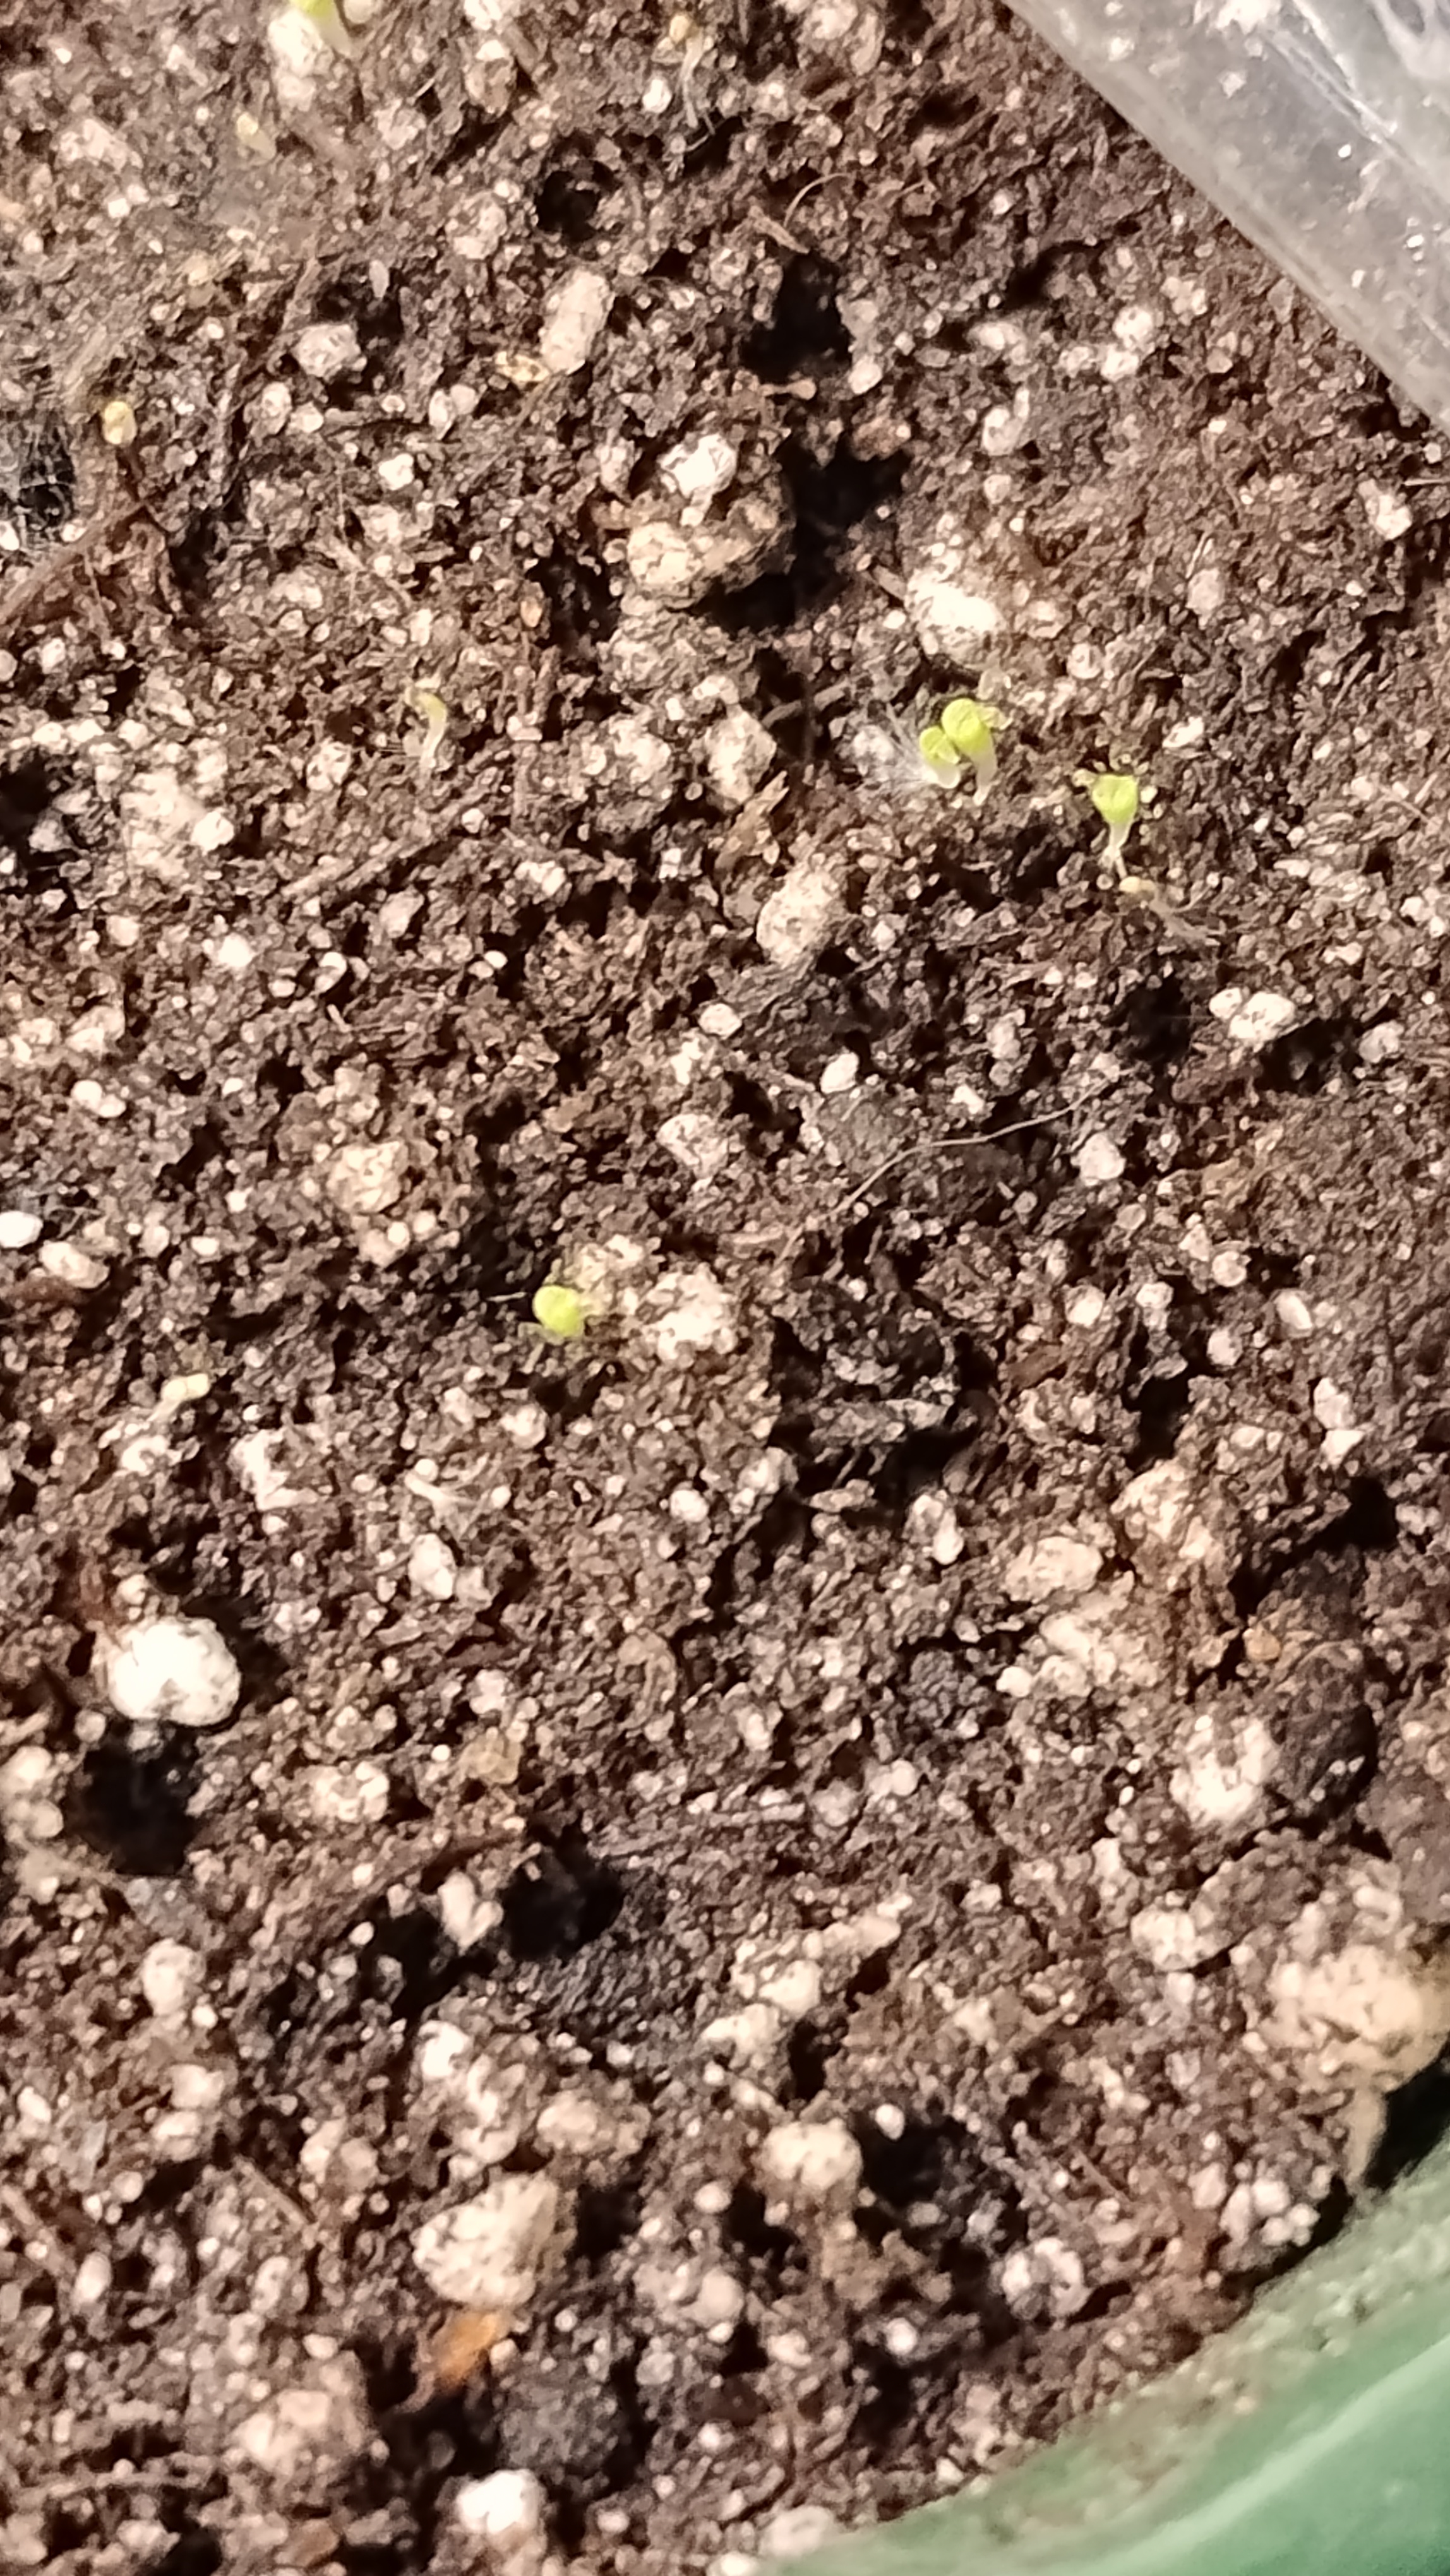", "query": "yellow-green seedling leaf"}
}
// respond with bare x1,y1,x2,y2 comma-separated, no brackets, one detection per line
290,0,356,59
916,724,962,787
99,397,138,450
1090,770,1139,833
532,1280,589,1343
1082,768,1142,878
407,686,448,779
940,696,1002,796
